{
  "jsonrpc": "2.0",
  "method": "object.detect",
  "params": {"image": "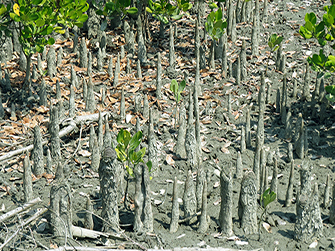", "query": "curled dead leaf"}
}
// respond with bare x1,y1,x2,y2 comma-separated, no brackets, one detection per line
221,147,230,154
